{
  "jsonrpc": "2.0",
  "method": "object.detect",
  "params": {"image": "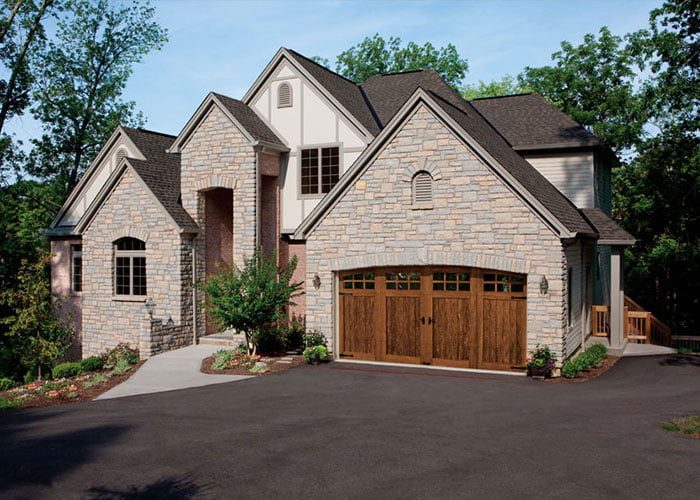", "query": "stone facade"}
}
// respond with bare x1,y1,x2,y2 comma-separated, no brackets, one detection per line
305,105,569,358
50,238,83,360
179,104,258,336
81,168,192,358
